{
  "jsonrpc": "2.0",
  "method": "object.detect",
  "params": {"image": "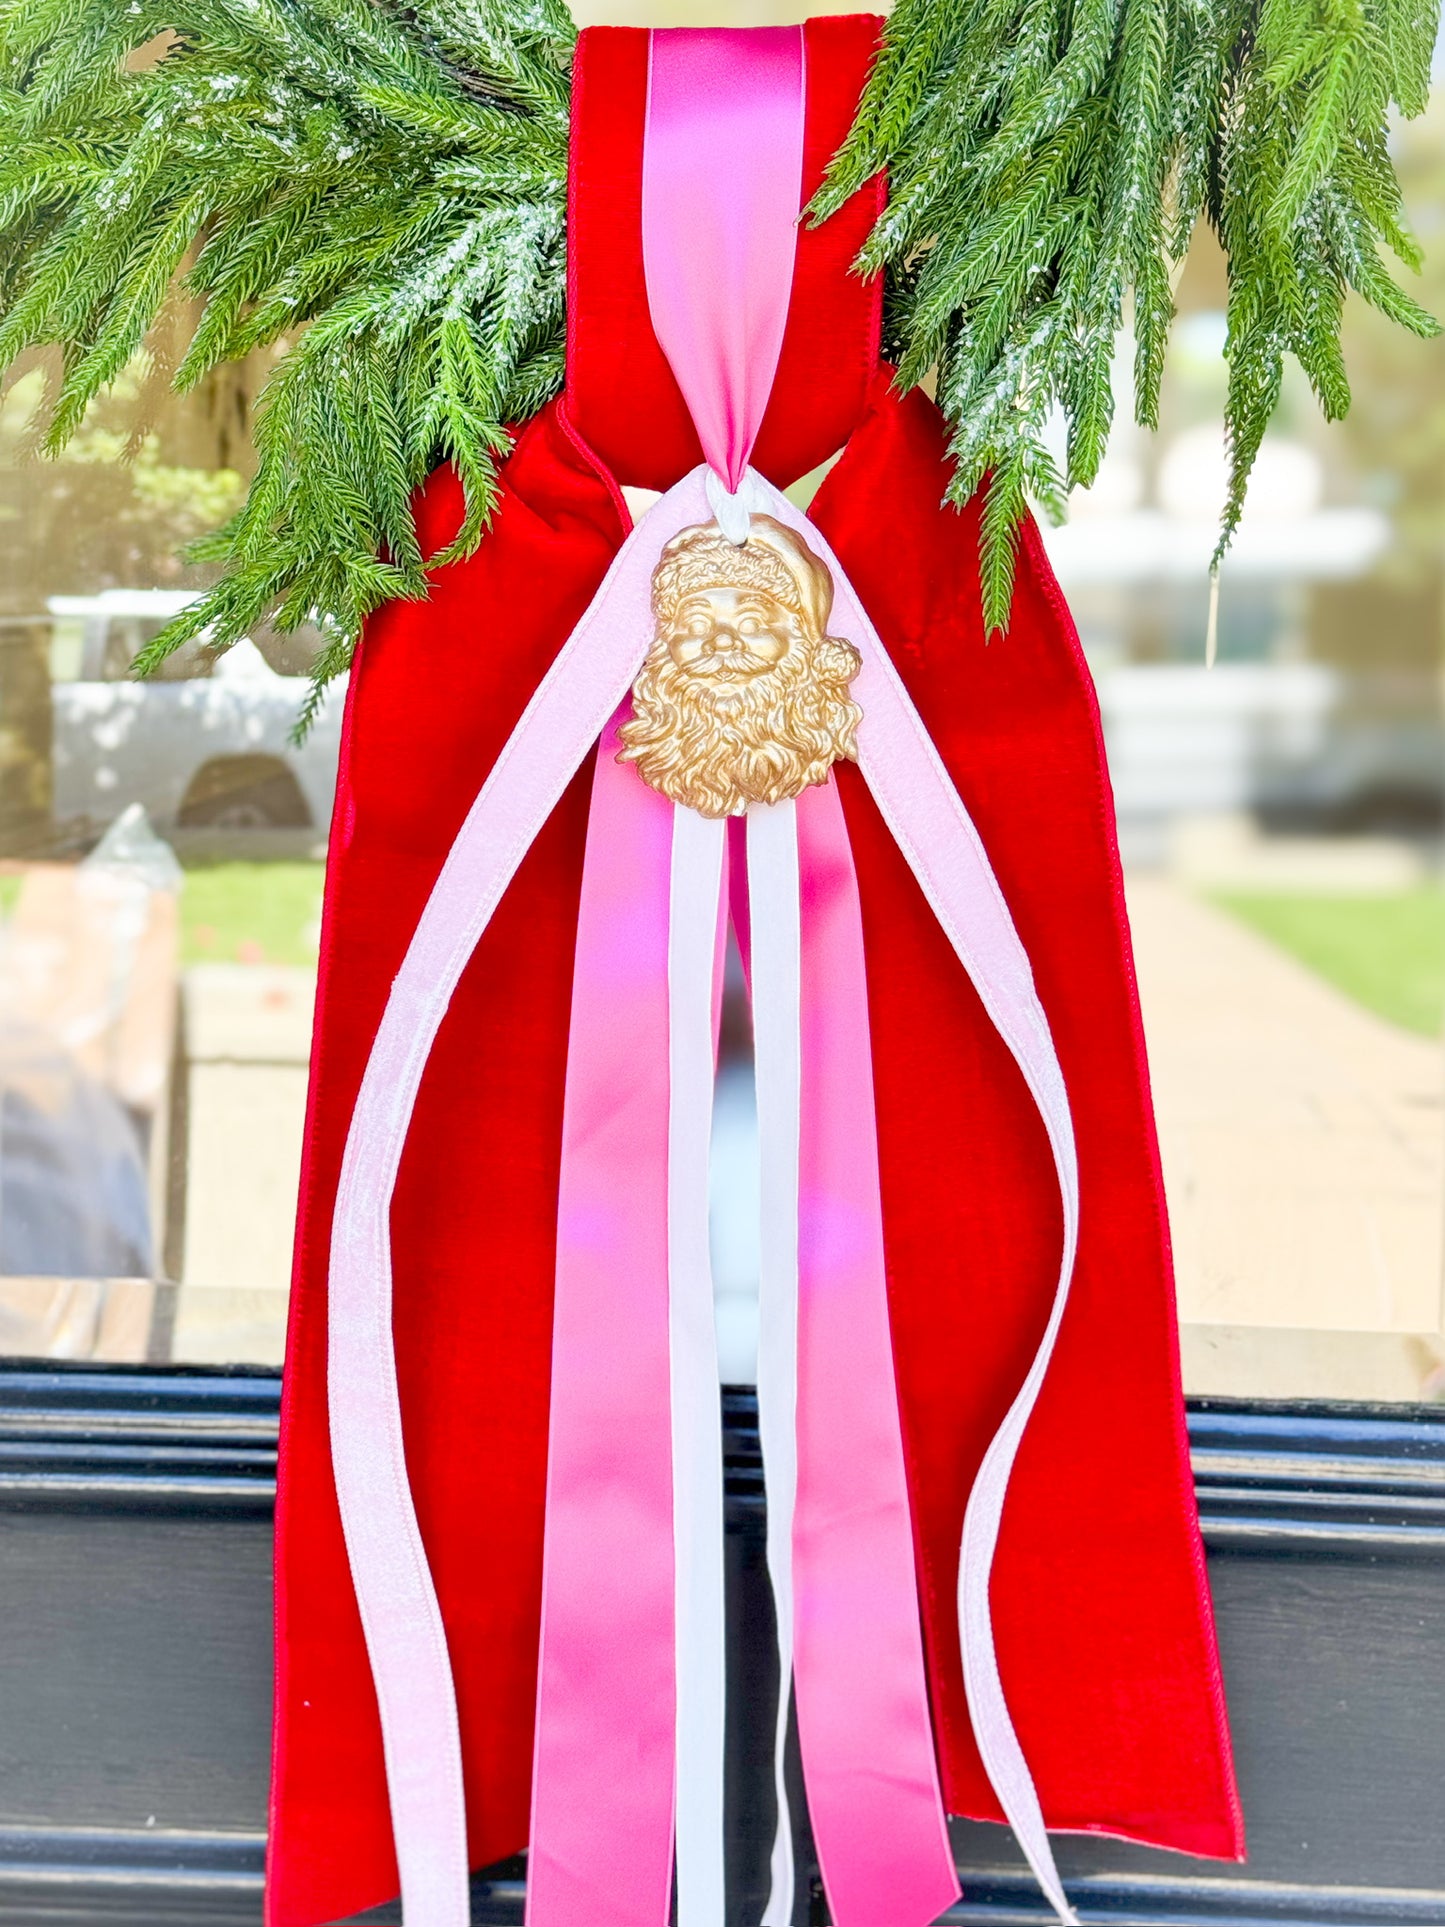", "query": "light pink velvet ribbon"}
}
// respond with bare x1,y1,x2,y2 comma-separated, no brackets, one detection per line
326,464,716,1927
